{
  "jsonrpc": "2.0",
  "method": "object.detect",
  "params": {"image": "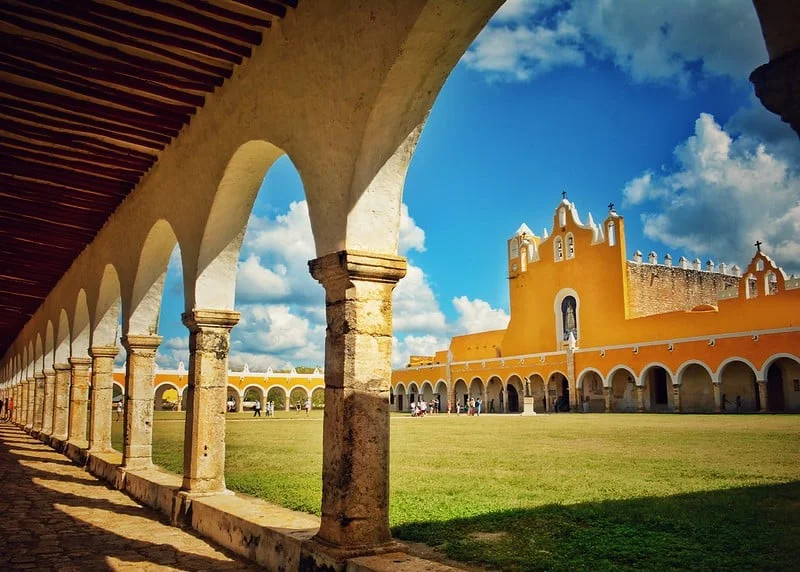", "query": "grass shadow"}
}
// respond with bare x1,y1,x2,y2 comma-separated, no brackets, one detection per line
393,481,800,571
